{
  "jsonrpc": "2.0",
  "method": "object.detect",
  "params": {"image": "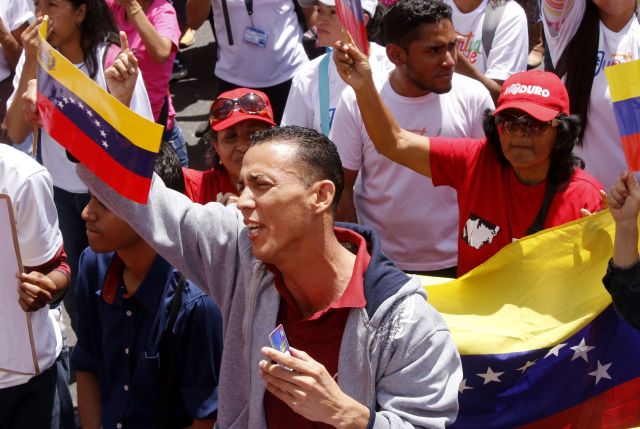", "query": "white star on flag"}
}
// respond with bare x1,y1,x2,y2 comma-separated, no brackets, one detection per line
544,343,567,358
516,360,537,373
62,97,69,104
459,378,473,394
94,119,101,127
57,100,64,108
100,130,107,138
87,110,93,118
102,140,109,149
588,360,612,385
68,98,75,104
570,338,595,362
477,367,504,385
